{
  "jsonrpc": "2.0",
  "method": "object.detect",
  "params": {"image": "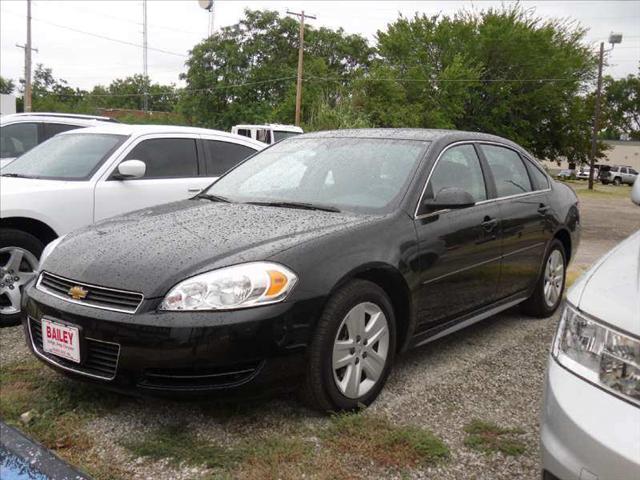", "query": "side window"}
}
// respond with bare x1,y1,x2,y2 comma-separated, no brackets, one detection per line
523,158,549,191
44,123,81,140
424,144,487,204
204,140,257,176
620,167,628,174
0,123,39,158
124,138,198,179
237,129,251,138
630,168,638,175
481,145,532,197
255,129,270,143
